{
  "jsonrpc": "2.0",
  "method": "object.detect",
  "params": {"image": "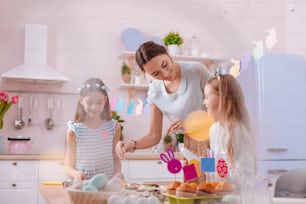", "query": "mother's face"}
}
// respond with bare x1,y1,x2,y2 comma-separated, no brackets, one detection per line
143,54,176,81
